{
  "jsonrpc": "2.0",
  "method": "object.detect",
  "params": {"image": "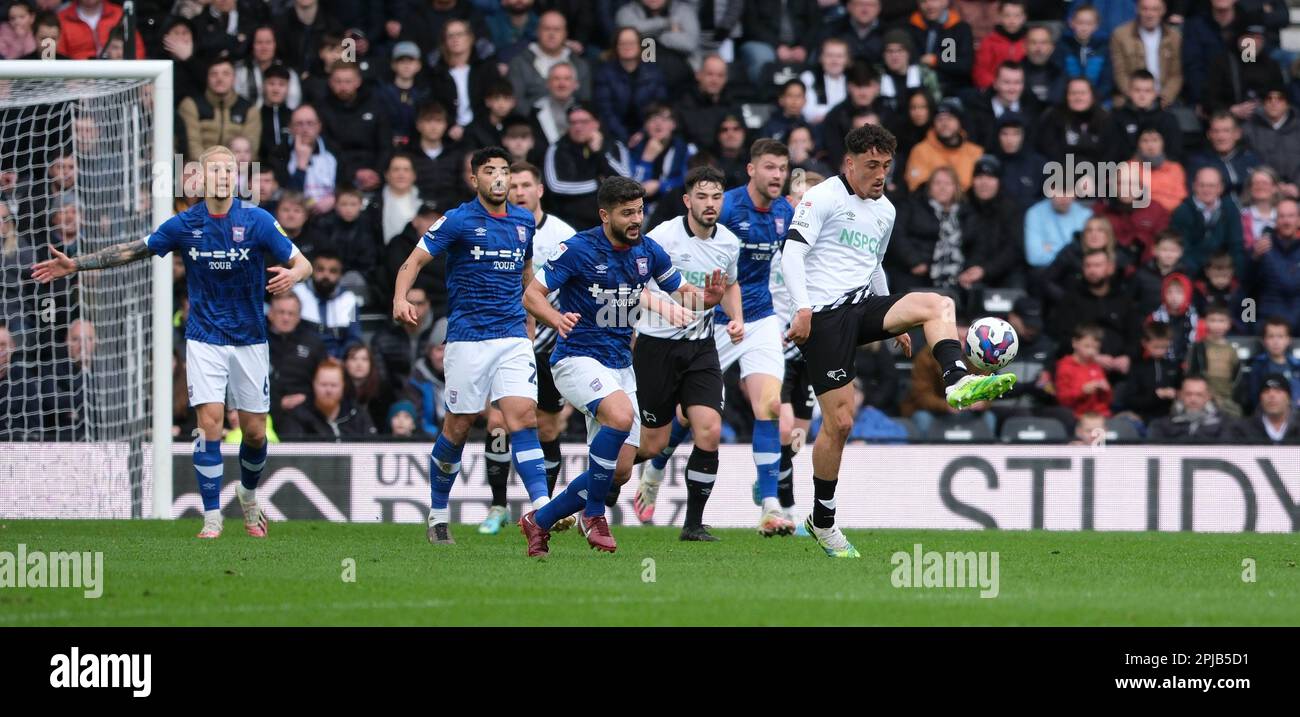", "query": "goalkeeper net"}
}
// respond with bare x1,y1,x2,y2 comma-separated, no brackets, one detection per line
0,64,173,519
